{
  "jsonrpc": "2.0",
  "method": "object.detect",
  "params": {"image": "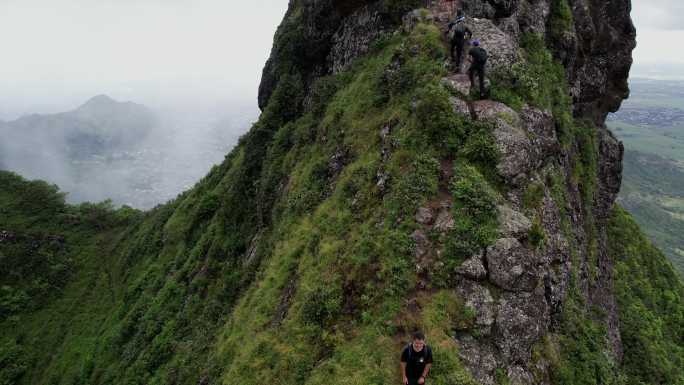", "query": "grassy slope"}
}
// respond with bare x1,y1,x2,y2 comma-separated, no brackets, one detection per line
1,22,482,385
1,7,684,385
